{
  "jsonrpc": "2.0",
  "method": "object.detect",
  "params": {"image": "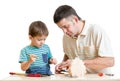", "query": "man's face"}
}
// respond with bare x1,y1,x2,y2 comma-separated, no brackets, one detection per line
56,17,78,38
